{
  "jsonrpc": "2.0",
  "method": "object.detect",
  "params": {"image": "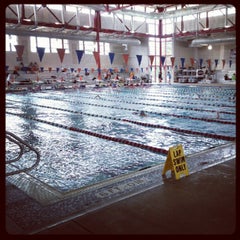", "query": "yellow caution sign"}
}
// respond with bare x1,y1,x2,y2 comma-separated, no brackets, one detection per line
162,144,189,180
